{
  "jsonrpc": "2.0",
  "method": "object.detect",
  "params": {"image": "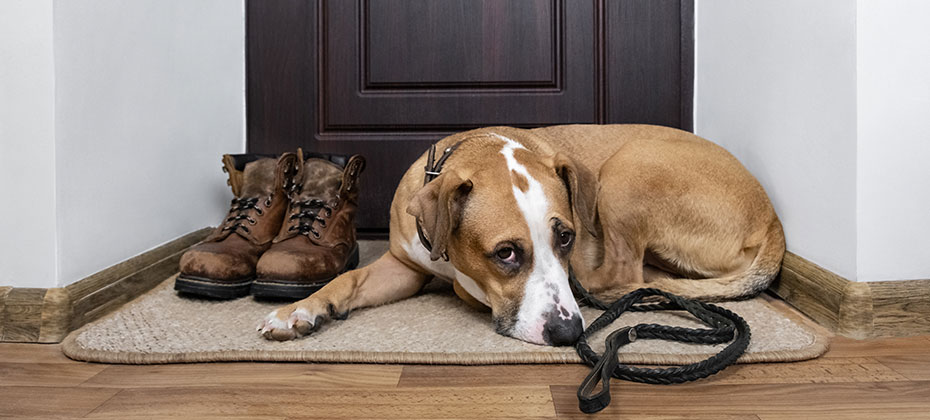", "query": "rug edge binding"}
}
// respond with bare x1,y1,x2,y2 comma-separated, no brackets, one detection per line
61,304,830,366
